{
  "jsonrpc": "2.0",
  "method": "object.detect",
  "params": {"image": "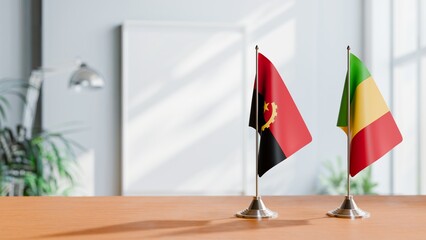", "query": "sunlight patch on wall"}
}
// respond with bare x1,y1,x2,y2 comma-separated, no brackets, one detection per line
123,23,246,195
